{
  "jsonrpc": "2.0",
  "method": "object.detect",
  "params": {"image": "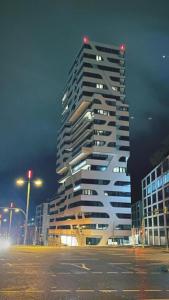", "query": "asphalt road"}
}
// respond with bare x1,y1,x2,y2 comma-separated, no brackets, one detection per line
0,246,169,300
